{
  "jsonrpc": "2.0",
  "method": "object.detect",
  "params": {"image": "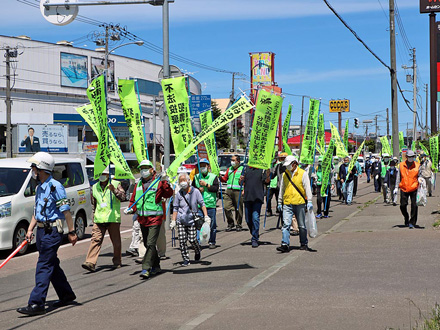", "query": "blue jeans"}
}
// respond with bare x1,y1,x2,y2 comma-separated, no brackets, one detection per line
281,204,308,246
343,180,354,204
198,208,217,244
244,201,262,243
366,169,371,182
